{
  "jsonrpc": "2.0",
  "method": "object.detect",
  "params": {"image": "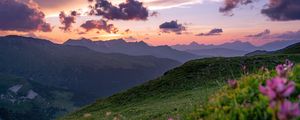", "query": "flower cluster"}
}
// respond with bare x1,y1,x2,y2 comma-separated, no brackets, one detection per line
276,60,294,78
259,77,295,106
278,100,300,120
259,60,300,120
